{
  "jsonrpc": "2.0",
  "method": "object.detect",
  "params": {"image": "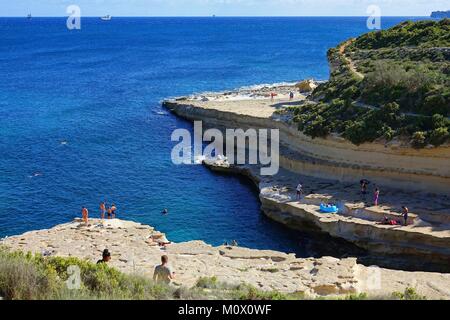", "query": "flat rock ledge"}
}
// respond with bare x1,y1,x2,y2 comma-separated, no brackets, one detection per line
2,219,450,299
